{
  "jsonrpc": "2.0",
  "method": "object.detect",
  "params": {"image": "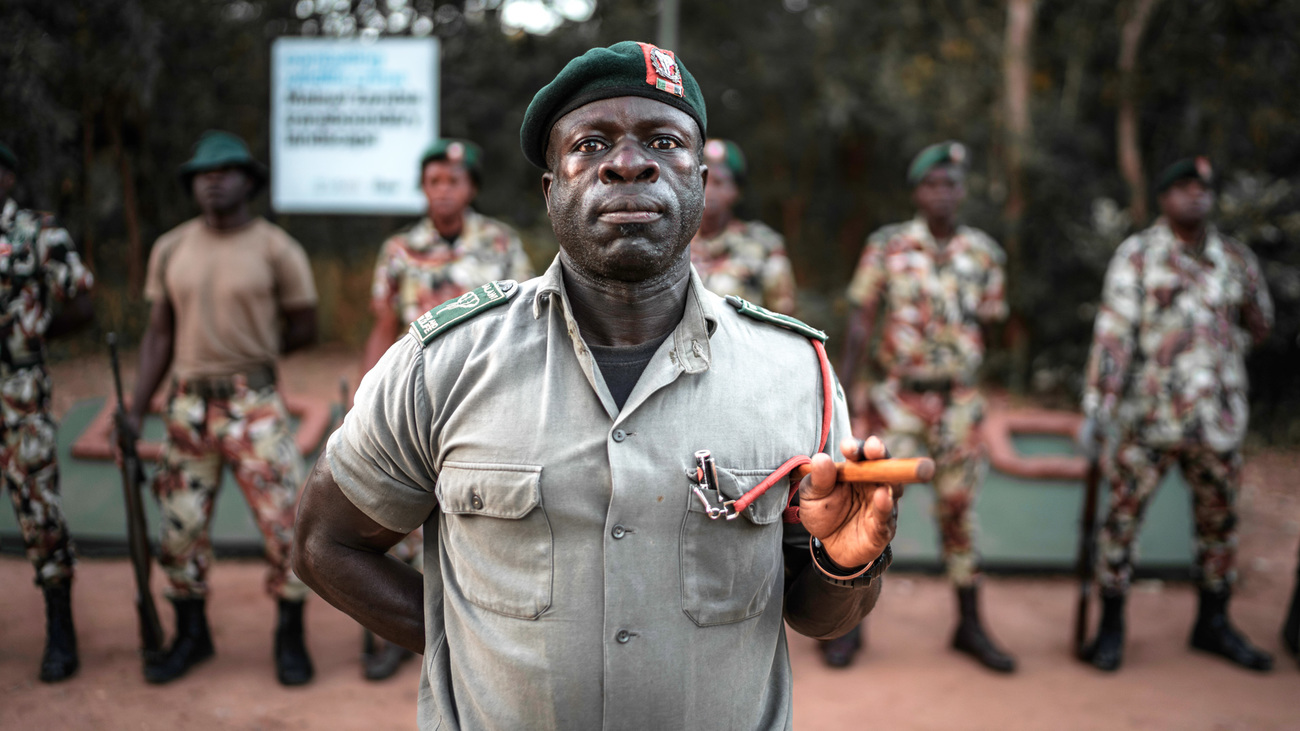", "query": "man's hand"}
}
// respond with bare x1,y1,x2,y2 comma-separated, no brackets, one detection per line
112,411,143,464
797,436,901,569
